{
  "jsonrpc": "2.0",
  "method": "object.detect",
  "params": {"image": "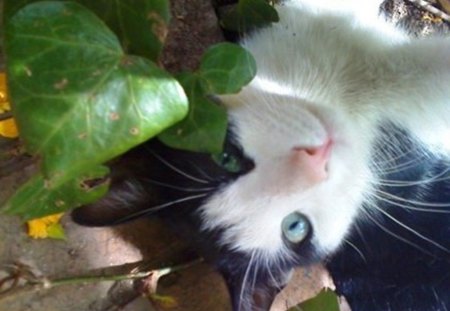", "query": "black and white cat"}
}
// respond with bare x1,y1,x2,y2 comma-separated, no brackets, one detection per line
73,0,450,310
